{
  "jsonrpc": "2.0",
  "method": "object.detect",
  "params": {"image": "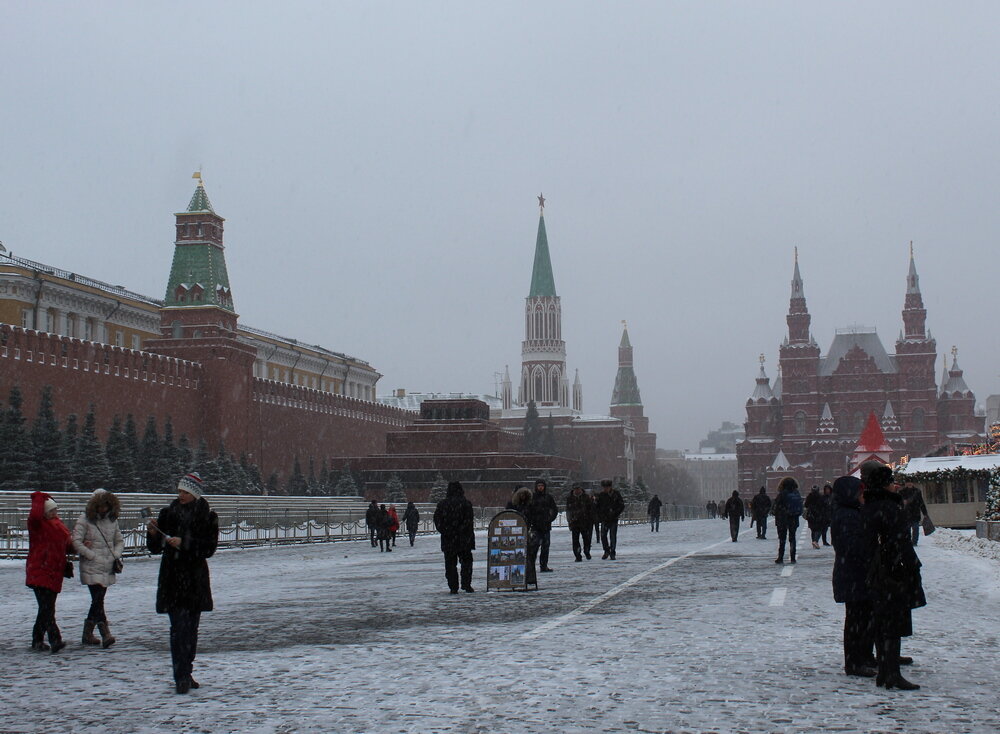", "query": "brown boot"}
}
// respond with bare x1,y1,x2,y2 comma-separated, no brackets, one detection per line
82,620,101,646
97,621,116,649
